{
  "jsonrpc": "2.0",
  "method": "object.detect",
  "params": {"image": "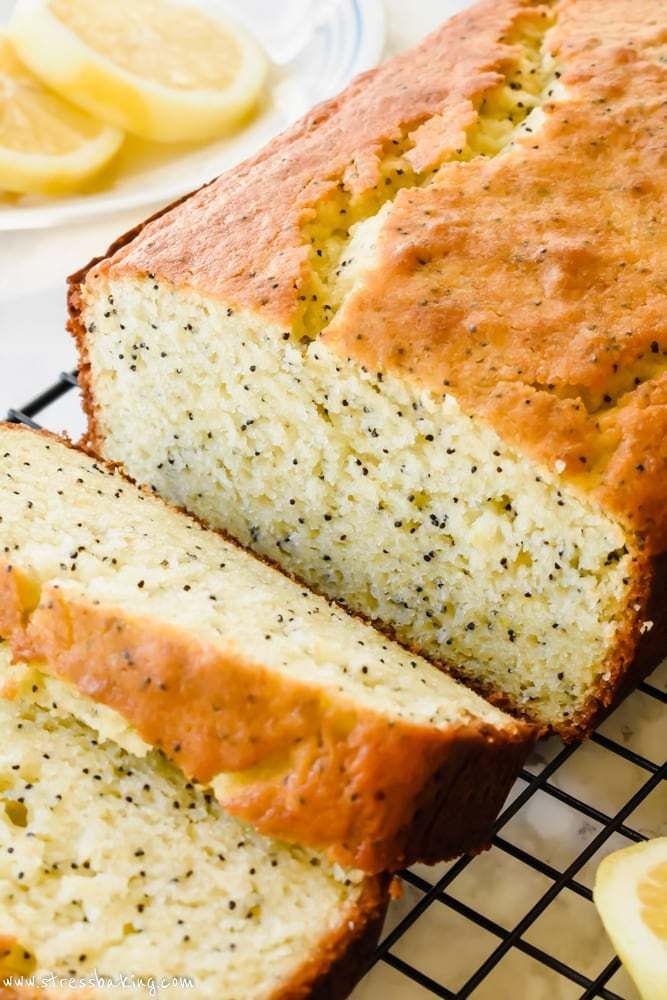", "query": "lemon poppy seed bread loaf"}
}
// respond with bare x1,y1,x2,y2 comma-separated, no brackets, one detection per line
69,0,667,736
0,425,532,874
0,647,387,1000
